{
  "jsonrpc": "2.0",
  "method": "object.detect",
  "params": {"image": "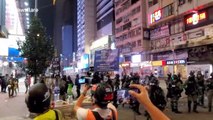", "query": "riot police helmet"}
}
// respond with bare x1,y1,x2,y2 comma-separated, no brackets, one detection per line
173,74,178,80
